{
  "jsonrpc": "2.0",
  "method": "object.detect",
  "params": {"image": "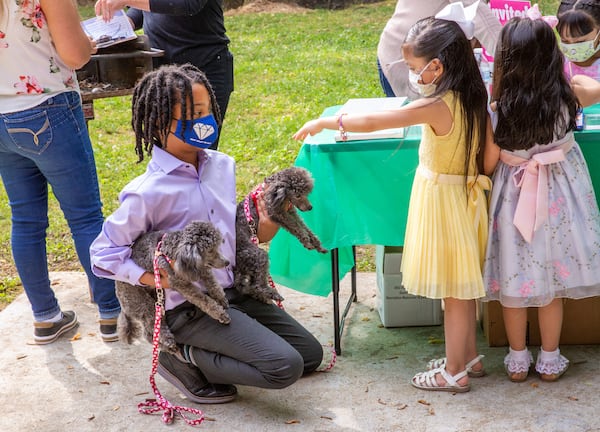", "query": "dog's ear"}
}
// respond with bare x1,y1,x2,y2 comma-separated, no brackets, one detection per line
171,225,208,279
267,180,288,211
173,240,205,280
